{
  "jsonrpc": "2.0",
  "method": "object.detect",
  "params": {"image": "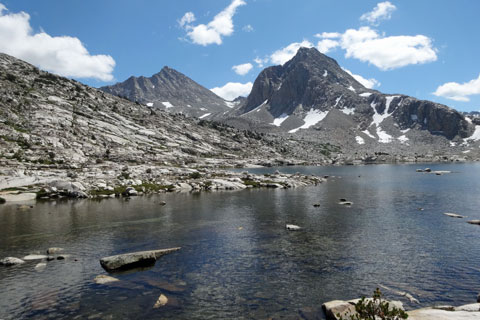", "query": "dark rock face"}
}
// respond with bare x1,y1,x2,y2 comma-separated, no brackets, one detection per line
100,67,231,119
231,47,474,143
